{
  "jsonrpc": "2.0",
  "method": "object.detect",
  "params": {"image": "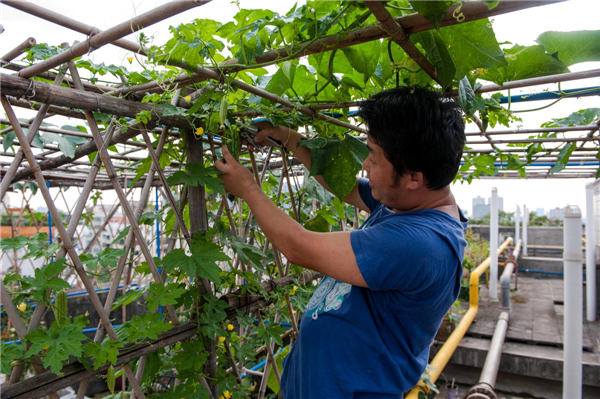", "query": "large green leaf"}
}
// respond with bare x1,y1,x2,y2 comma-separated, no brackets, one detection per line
439,19,507,80
298,134,368,199
411,29,456,88
39,132,88,159
264,61,296,98
480,45,570,84
341,41,381,82
308,51,354,79
410,1,448,31
537,30,600,66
